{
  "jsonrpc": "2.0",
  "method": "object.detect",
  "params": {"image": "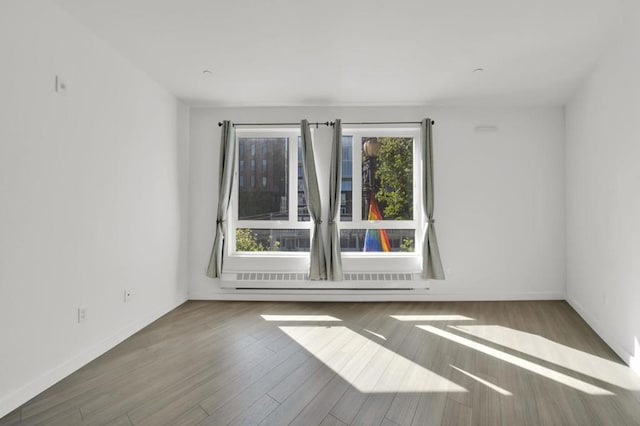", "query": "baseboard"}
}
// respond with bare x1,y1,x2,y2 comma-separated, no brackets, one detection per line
566,297,635,367
567,297,640,404
189,290,564,302
0,295,188,419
